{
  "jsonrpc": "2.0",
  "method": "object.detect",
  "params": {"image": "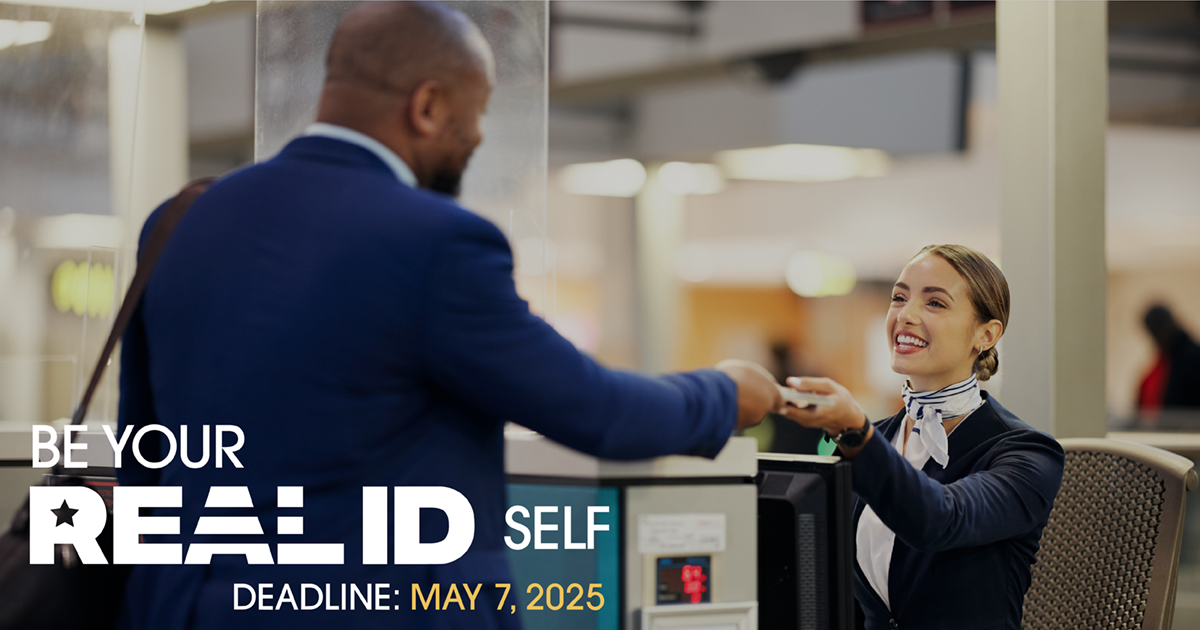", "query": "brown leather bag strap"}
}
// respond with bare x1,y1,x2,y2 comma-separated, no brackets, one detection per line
69,177,215,427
